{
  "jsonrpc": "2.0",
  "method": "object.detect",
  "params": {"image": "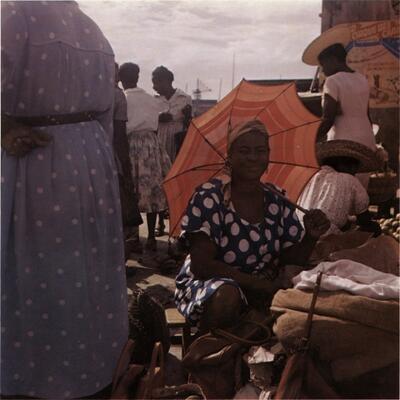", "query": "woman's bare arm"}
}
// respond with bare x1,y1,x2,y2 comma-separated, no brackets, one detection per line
317,93,339,142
